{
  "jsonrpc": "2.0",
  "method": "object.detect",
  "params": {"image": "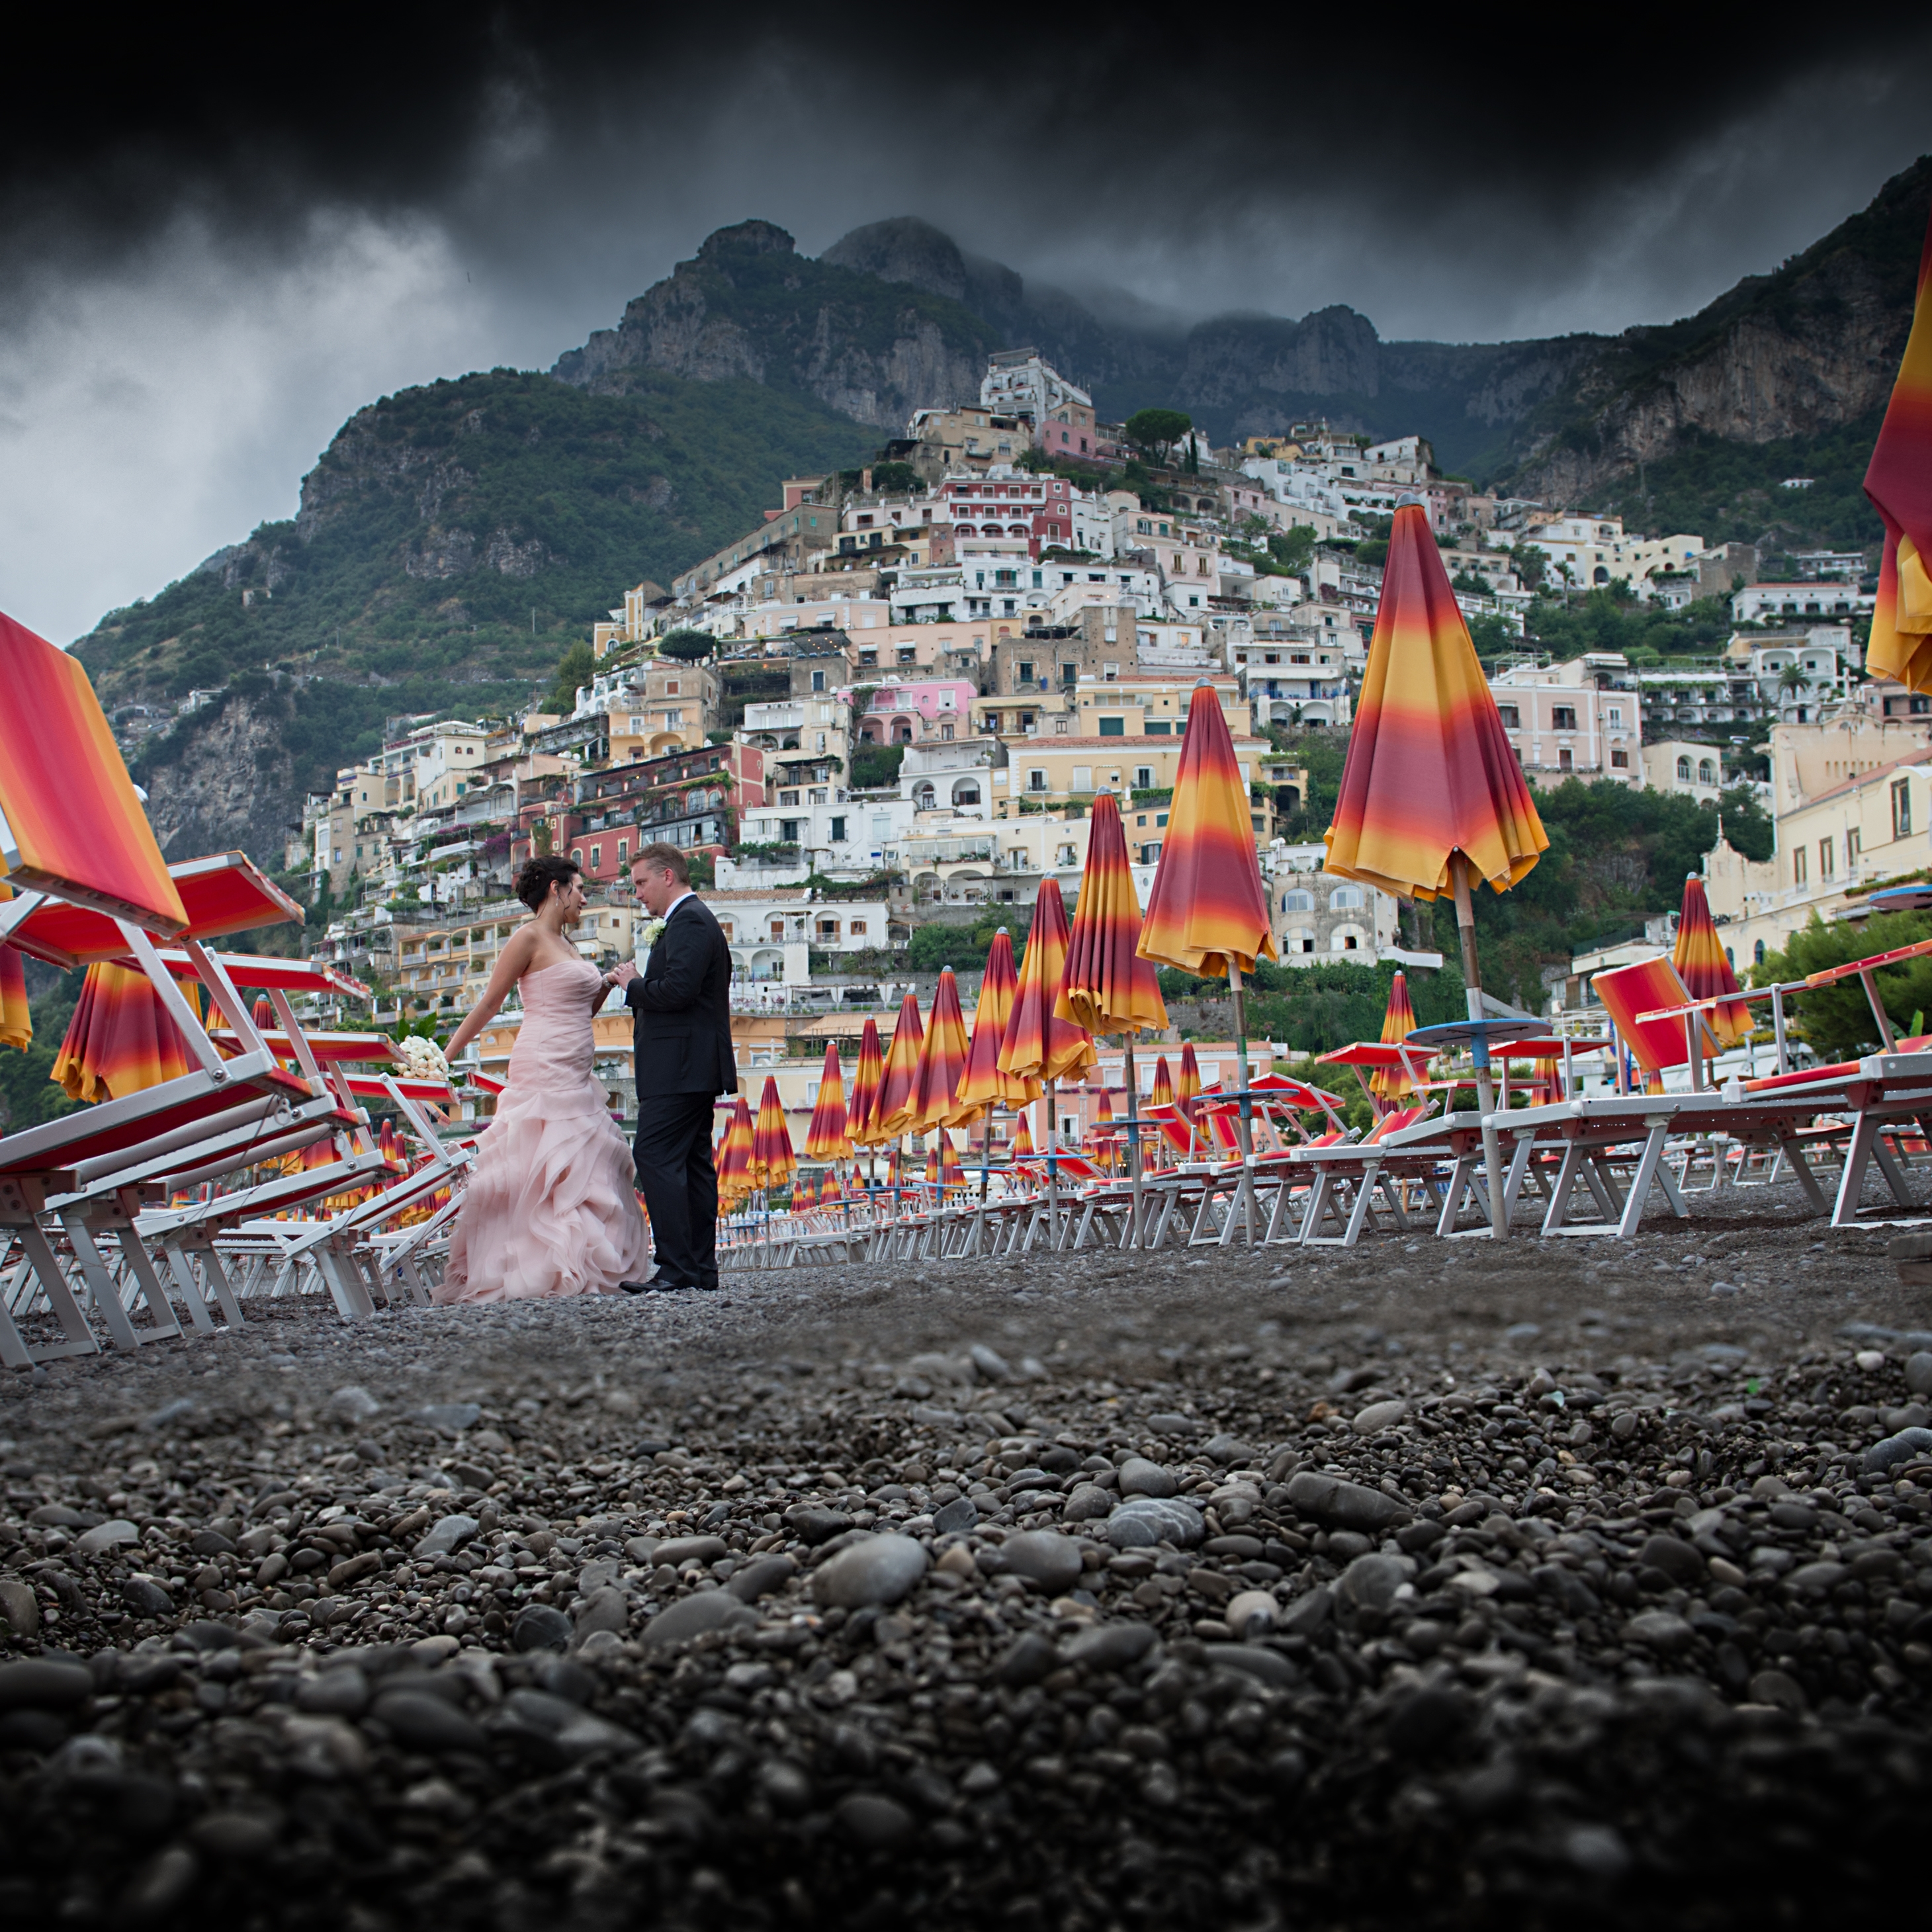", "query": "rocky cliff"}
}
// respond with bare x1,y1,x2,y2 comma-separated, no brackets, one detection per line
135,686,302,866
